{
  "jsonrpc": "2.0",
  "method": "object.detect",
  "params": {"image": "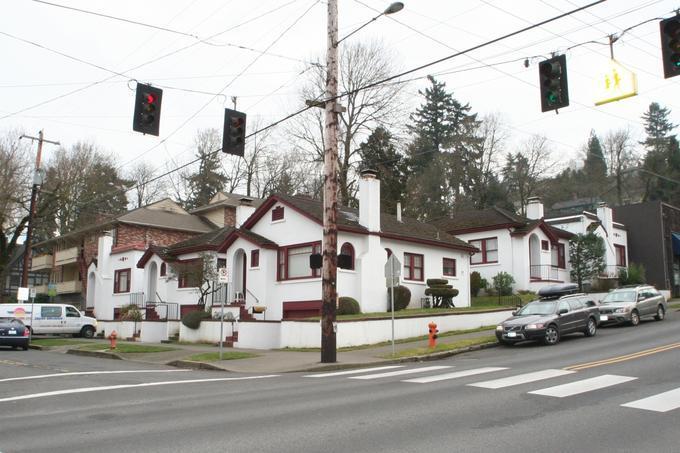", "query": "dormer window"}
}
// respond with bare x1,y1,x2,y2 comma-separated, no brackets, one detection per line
272,206,285,222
